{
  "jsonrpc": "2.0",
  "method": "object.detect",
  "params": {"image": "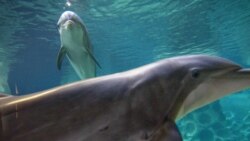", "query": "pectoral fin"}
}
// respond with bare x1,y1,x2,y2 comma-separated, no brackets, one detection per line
84,31,102,69
56,46,67,70
86,47,102,69
150,117,183,141
163,119,182,141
